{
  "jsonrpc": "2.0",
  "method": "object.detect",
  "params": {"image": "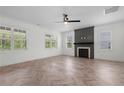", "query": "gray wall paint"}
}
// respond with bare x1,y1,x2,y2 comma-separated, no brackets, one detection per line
75,27,94,43
74,27,94,58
